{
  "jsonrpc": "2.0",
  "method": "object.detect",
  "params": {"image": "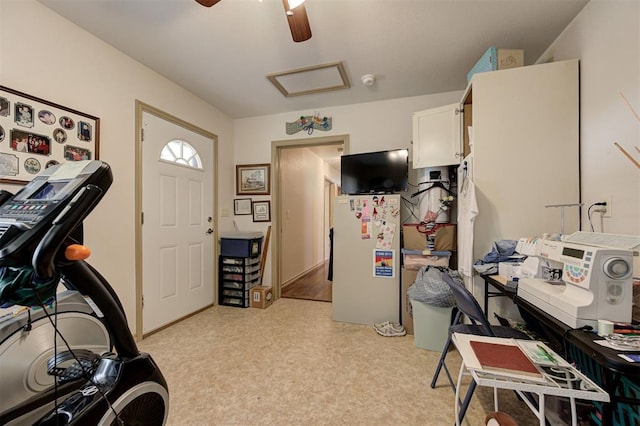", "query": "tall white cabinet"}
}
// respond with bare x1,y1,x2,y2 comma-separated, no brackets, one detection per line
464,59,580,257
463,59,580,316
411,60,581,319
